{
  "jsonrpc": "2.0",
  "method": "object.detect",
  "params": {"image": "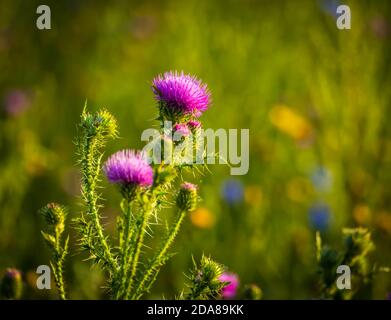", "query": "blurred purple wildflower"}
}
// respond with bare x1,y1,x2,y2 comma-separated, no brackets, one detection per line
173,123,191,137
219,272,239,299
309,203,331,232
103,150,153,187
371,16,390,39
3,90,31,116
387,292,391,300
152,71,210,117
221,179,244,205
